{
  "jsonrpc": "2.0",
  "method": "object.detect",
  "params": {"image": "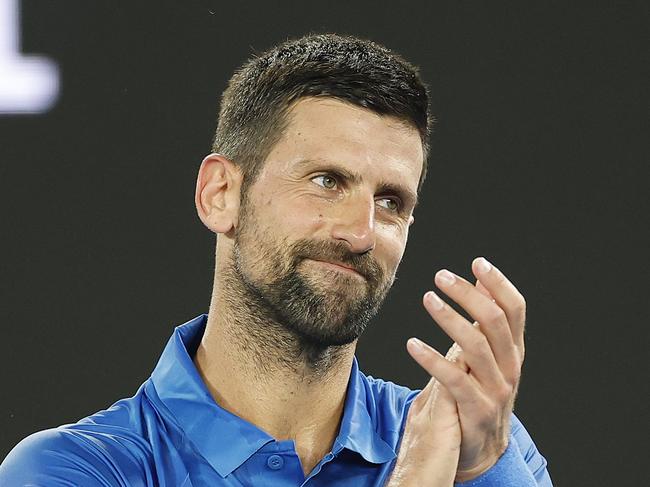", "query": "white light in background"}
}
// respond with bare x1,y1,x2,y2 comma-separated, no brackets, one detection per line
0,0,59,114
